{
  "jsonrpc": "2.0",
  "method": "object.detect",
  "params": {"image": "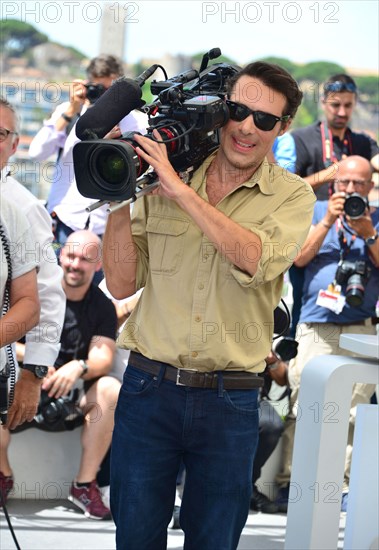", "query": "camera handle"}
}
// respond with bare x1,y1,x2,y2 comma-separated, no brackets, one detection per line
85,174,160,215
